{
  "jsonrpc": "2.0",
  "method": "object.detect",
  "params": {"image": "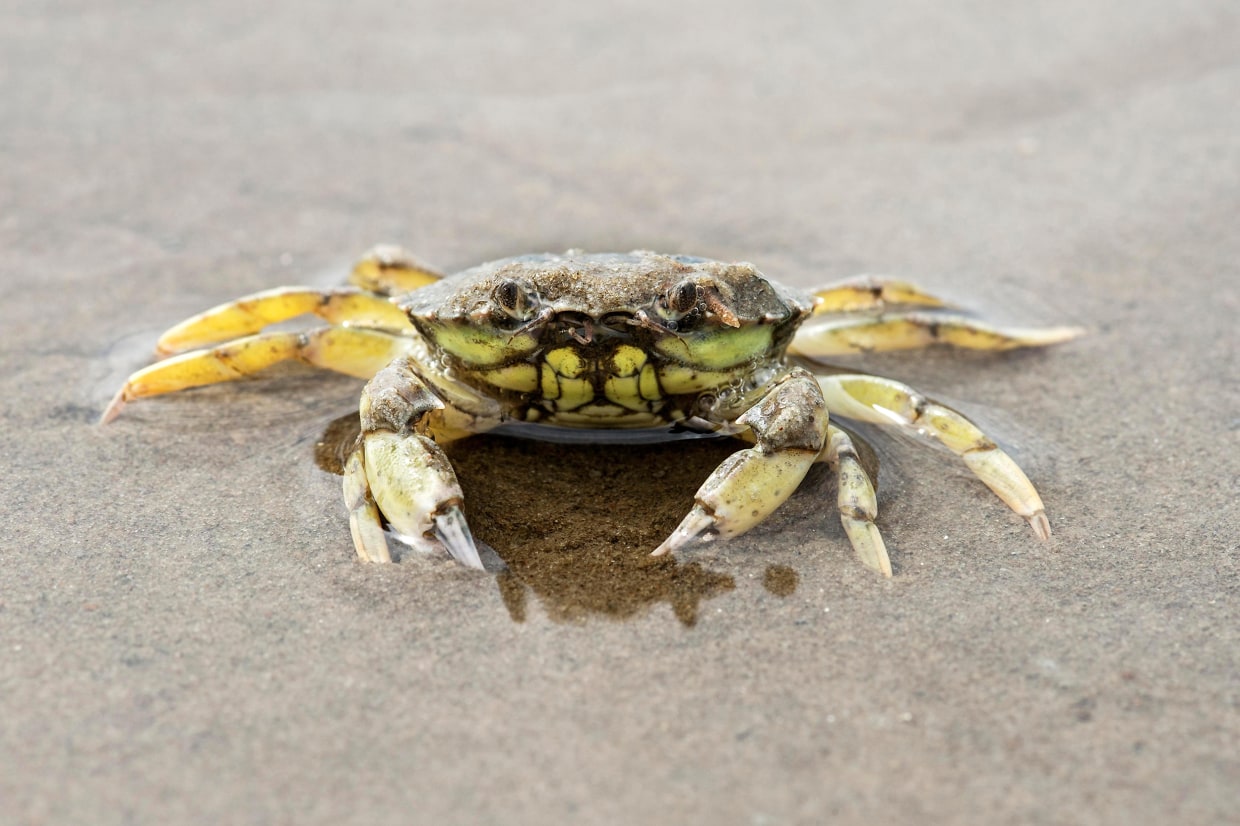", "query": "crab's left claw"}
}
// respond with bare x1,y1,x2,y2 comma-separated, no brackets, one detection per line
347,358,490,569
